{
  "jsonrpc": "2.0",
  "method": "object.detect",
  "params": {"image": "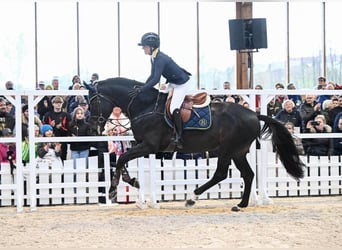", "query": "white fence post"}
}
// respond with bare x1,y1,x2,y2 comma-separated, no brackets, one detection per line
136,157,147,208
148,154,159,208
103,153,111,205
